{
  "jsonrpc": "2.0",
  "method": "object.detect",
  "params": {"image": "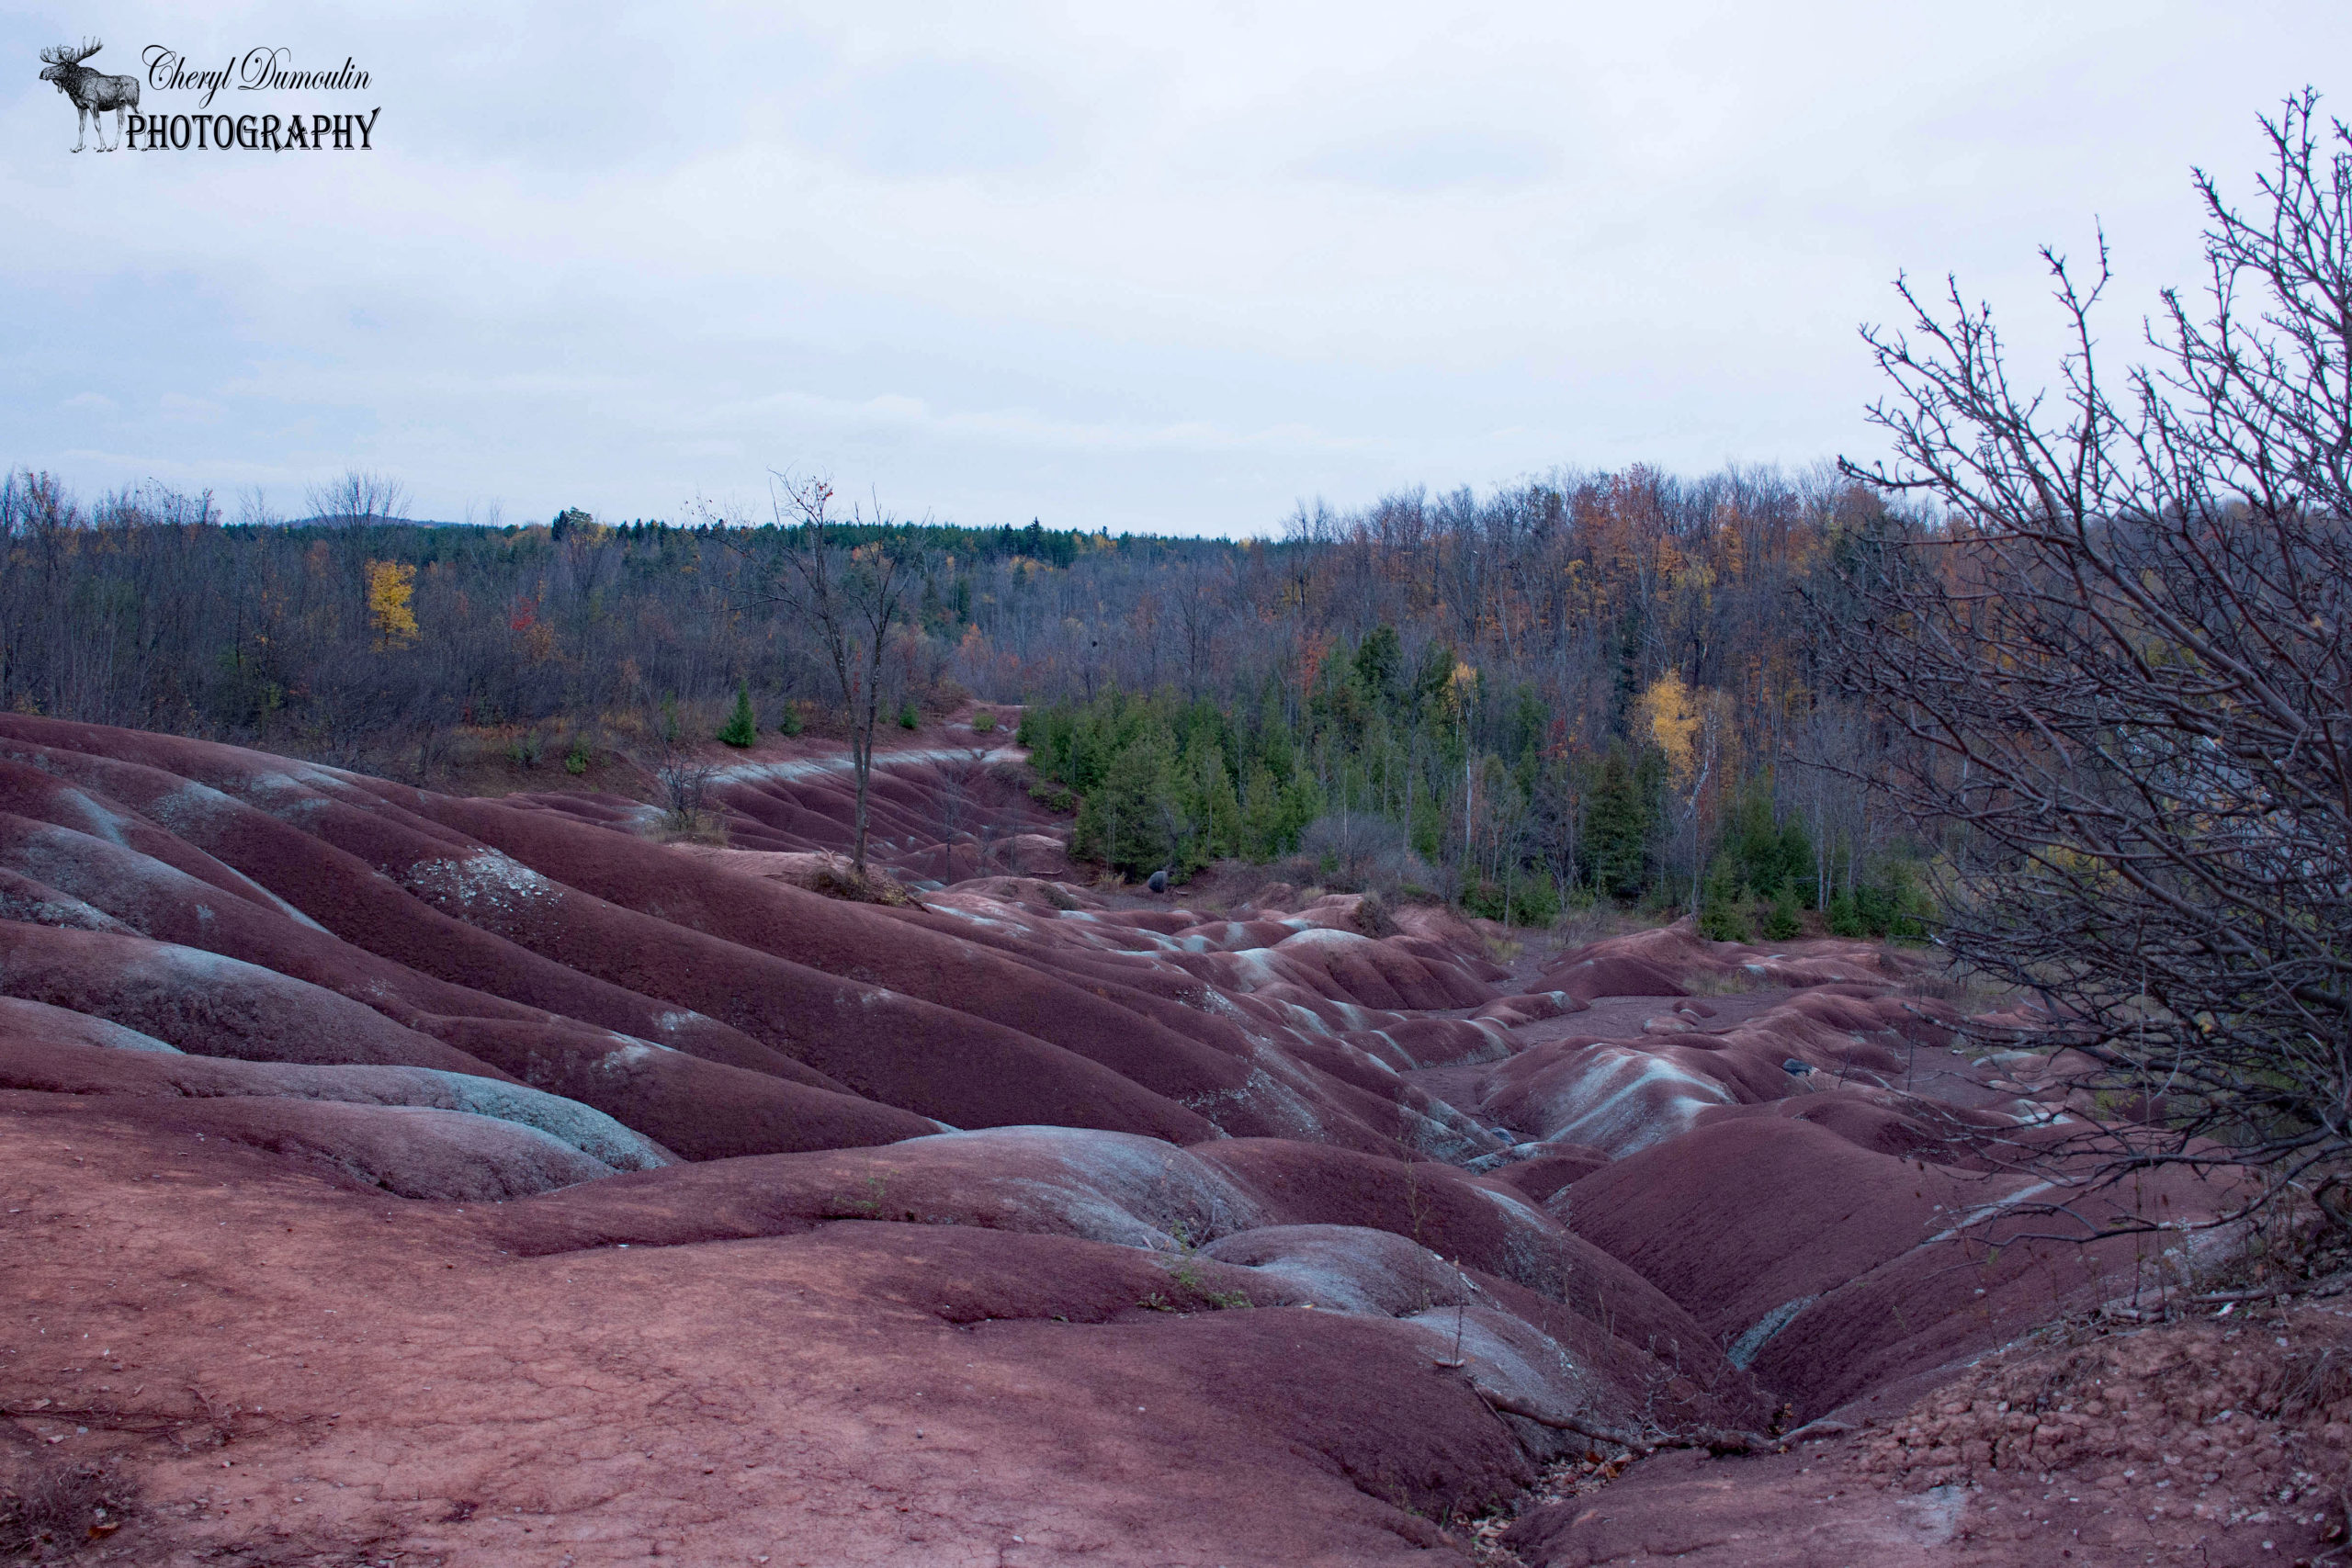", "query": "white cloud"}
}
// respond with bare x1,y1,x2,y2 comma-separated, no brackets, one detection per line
158,392,227,423
1,1,2345,532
